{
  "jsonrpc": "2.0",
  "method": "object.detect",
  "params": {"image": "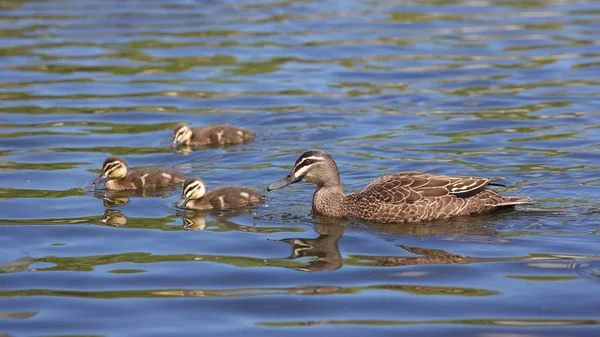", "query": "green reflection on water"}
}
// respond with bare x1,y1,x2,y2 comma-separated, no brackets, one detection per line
0,283,499,299
0,161,85,171
0,187,85,199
